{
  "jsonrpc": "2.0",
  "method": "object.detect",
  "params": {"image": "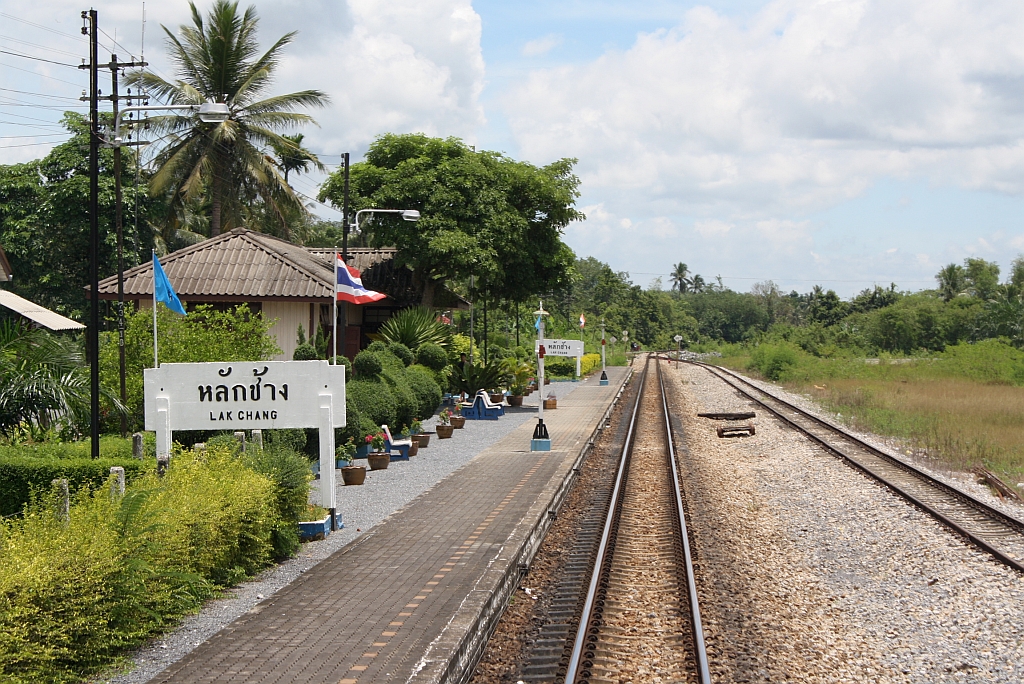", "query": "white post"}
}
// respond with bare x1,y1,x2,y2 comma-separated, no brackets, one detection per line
332,251,338,363
155,395,171,460
152,250,158,368
537,308,545,422
576,354,581,379
601,320,606,372
319,393,337,530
